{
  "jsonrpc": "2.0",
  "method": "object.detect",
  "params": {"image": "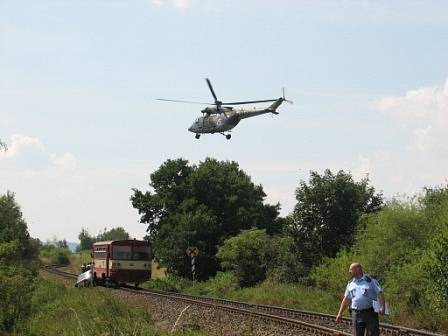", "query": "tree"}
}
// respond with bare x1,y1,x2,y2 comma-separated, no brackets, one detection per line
77,228,95,251
0,191,38,263
289,169,383,271
0,192,37,331
97,227,130,241
77,227,130,252
131,158,282,279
